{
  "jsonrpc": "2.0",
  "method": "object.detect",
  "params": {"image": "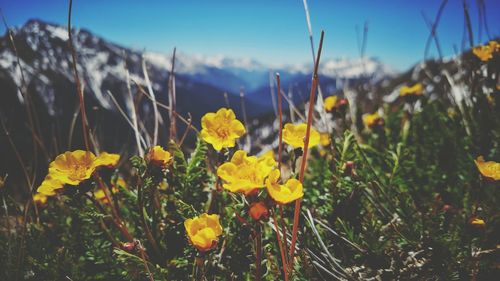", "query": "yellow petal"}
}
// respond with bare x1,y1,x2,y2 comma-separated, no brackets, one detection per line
200,108,245,151
94,152,120,168
48,150,97,185
475,156,500,181
324,96,338,112
283,123,320,149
